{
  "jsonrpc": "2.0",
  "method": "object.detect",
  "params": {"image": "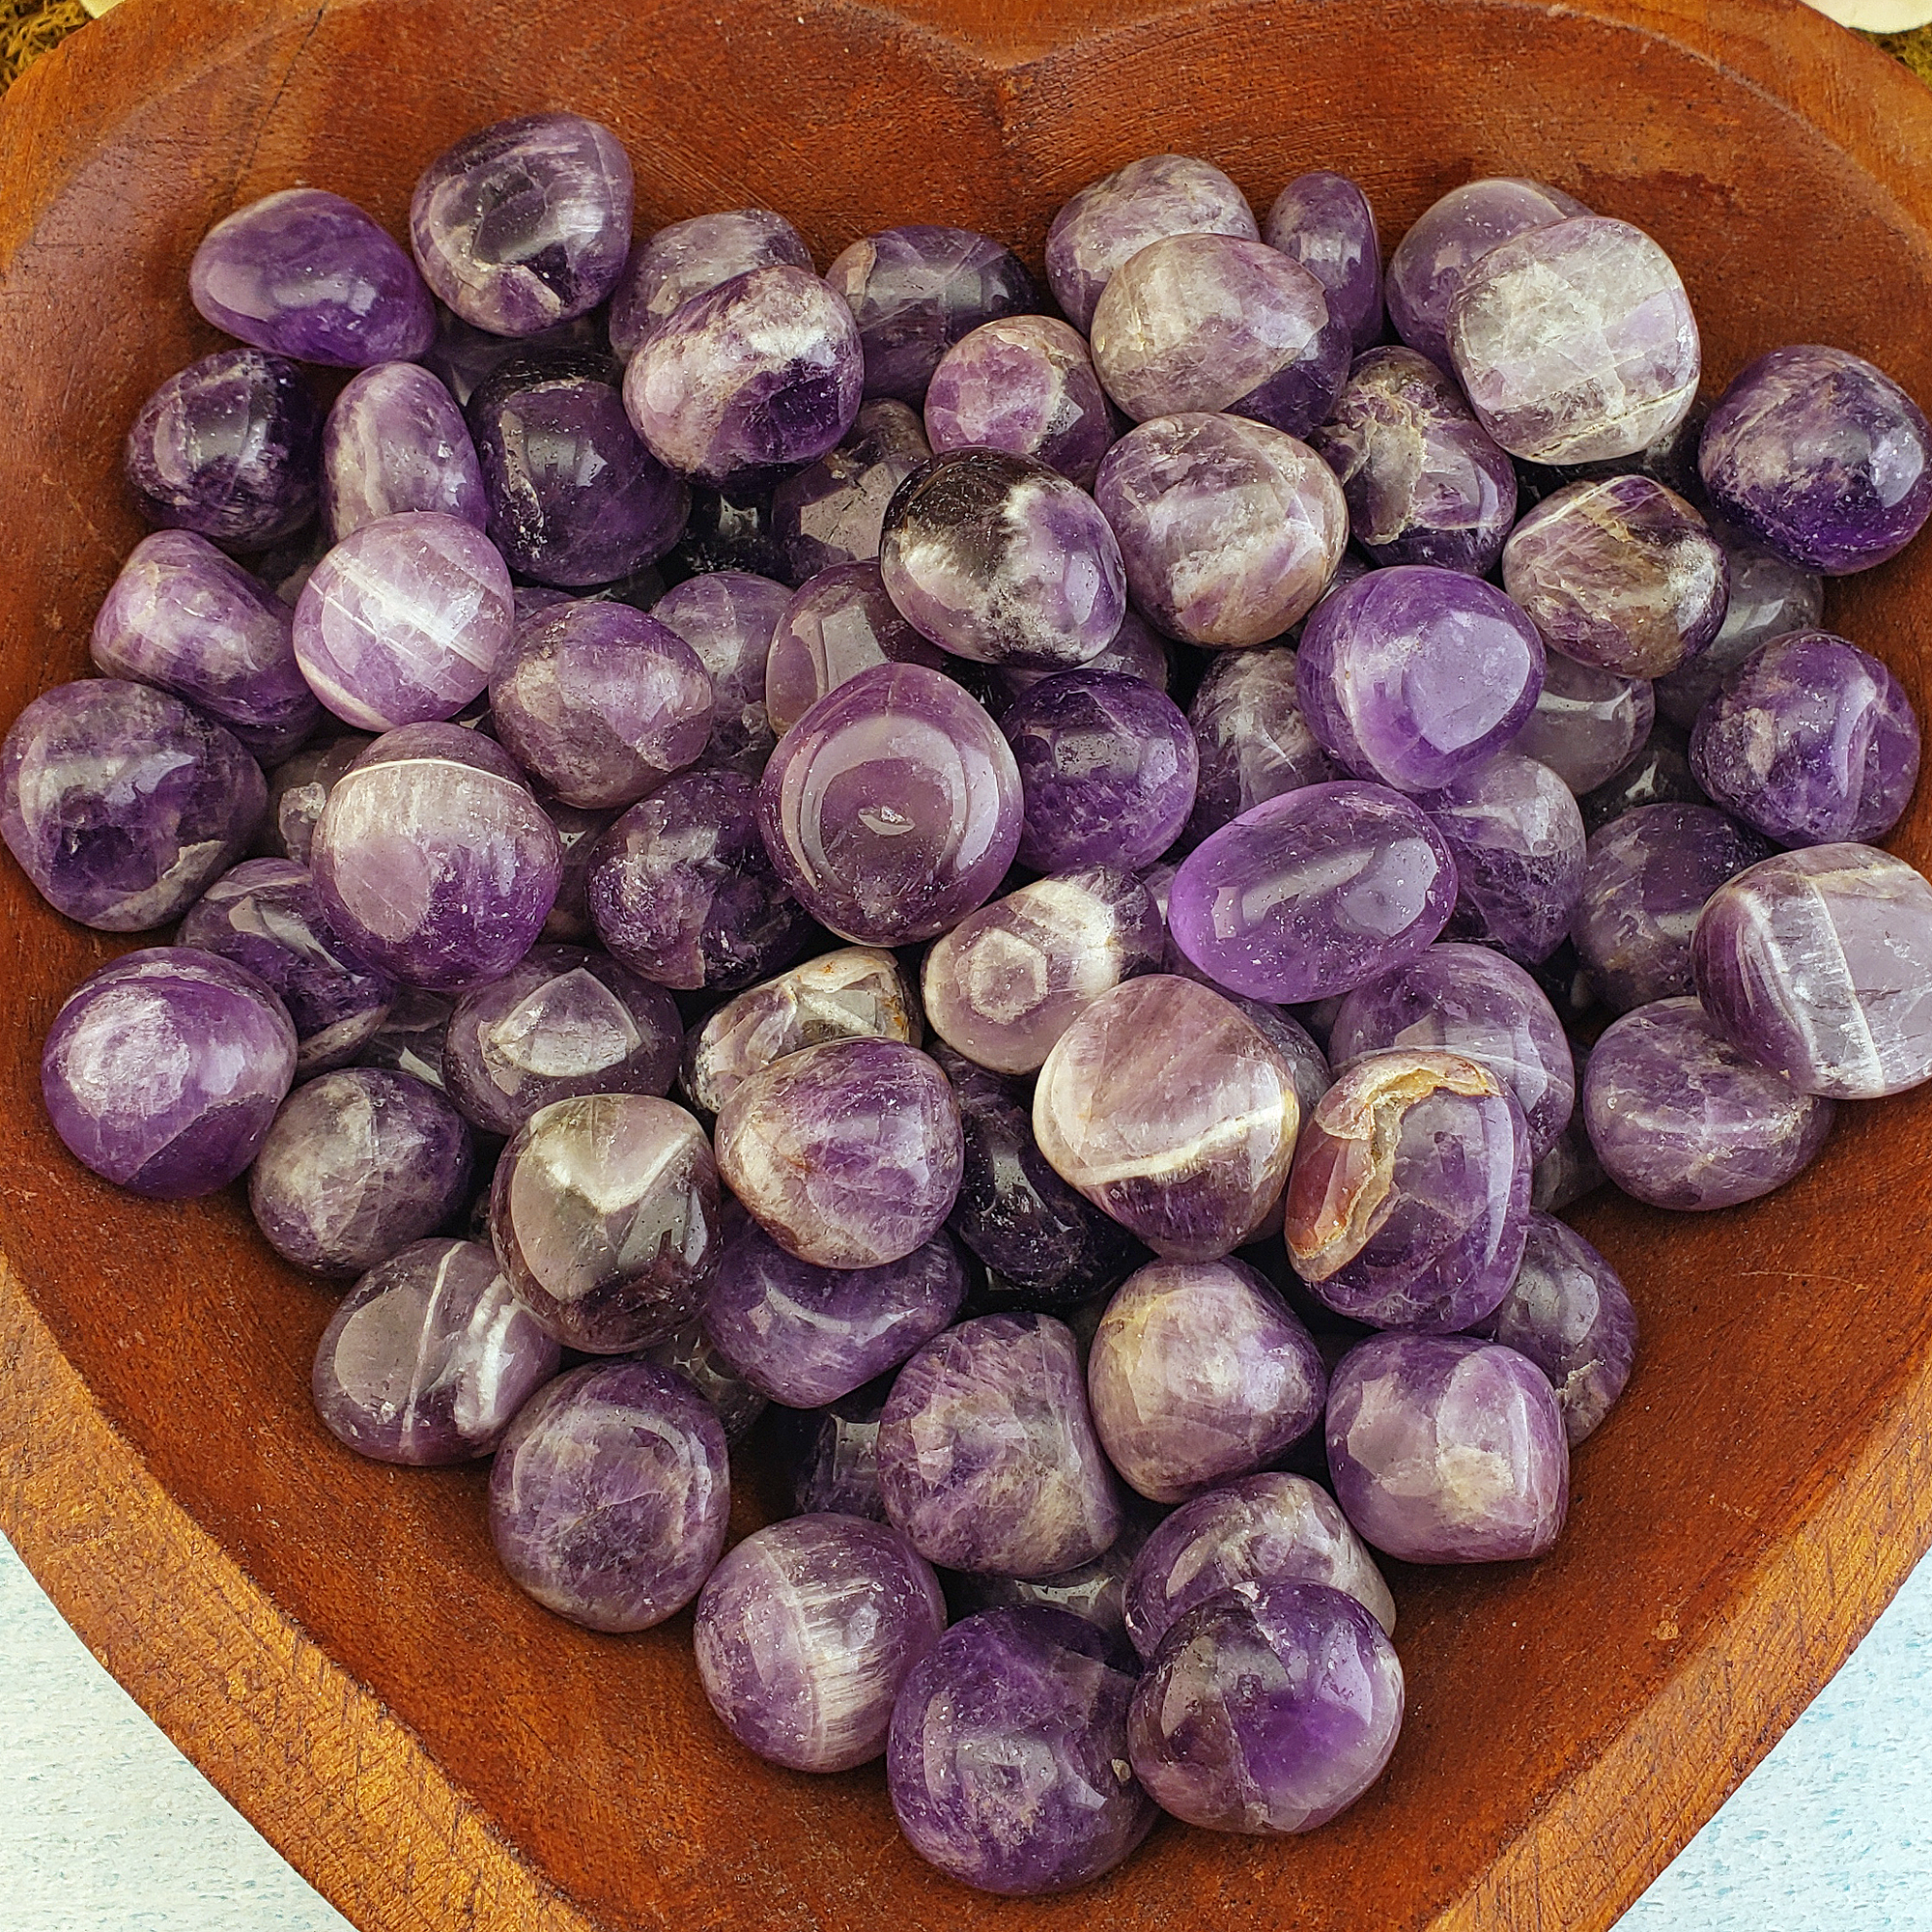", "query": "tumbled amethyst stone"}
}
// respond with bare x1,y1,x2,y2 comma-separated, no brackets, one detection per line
1655,540,1824,728
322,361,487,543
410,113,632,336
774,1379,893,1520
924,316,1114,488
623,265,864,492
1181,645,1338,847
763,559,946,736
1699,345,1932,574
825,224,1039,406
768,398,931,583
609,208,813,362
1692,844,1932,1098
1264,170,1383,353
1577,722,1705,836
1094,413,1349,647
879,1315,1123,1577
423,302,609,406
1512,655,1655,795
696,1515,947,1774
997,608,1172,713
649,569,789,775
641,1320,768,1445
124,349,321,551
489,1358,727,1631
312,1237,560,1464
41,947,296,1198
